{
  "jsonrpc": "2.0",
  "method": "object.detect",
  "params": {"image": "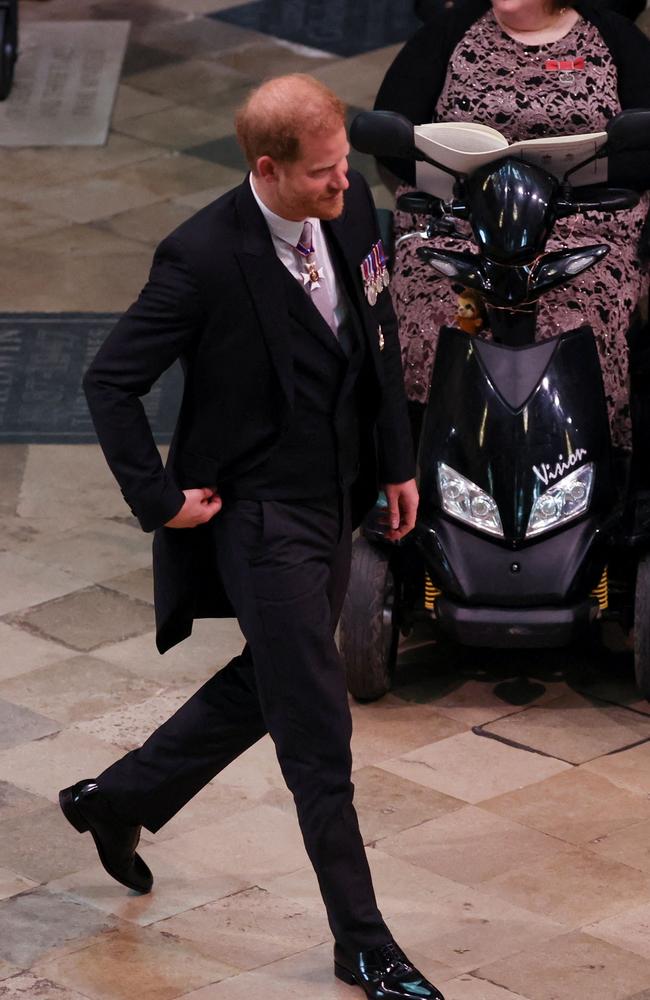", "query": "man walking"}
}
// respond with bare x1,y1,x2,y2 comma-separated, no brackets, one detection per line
59,74,443,1000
